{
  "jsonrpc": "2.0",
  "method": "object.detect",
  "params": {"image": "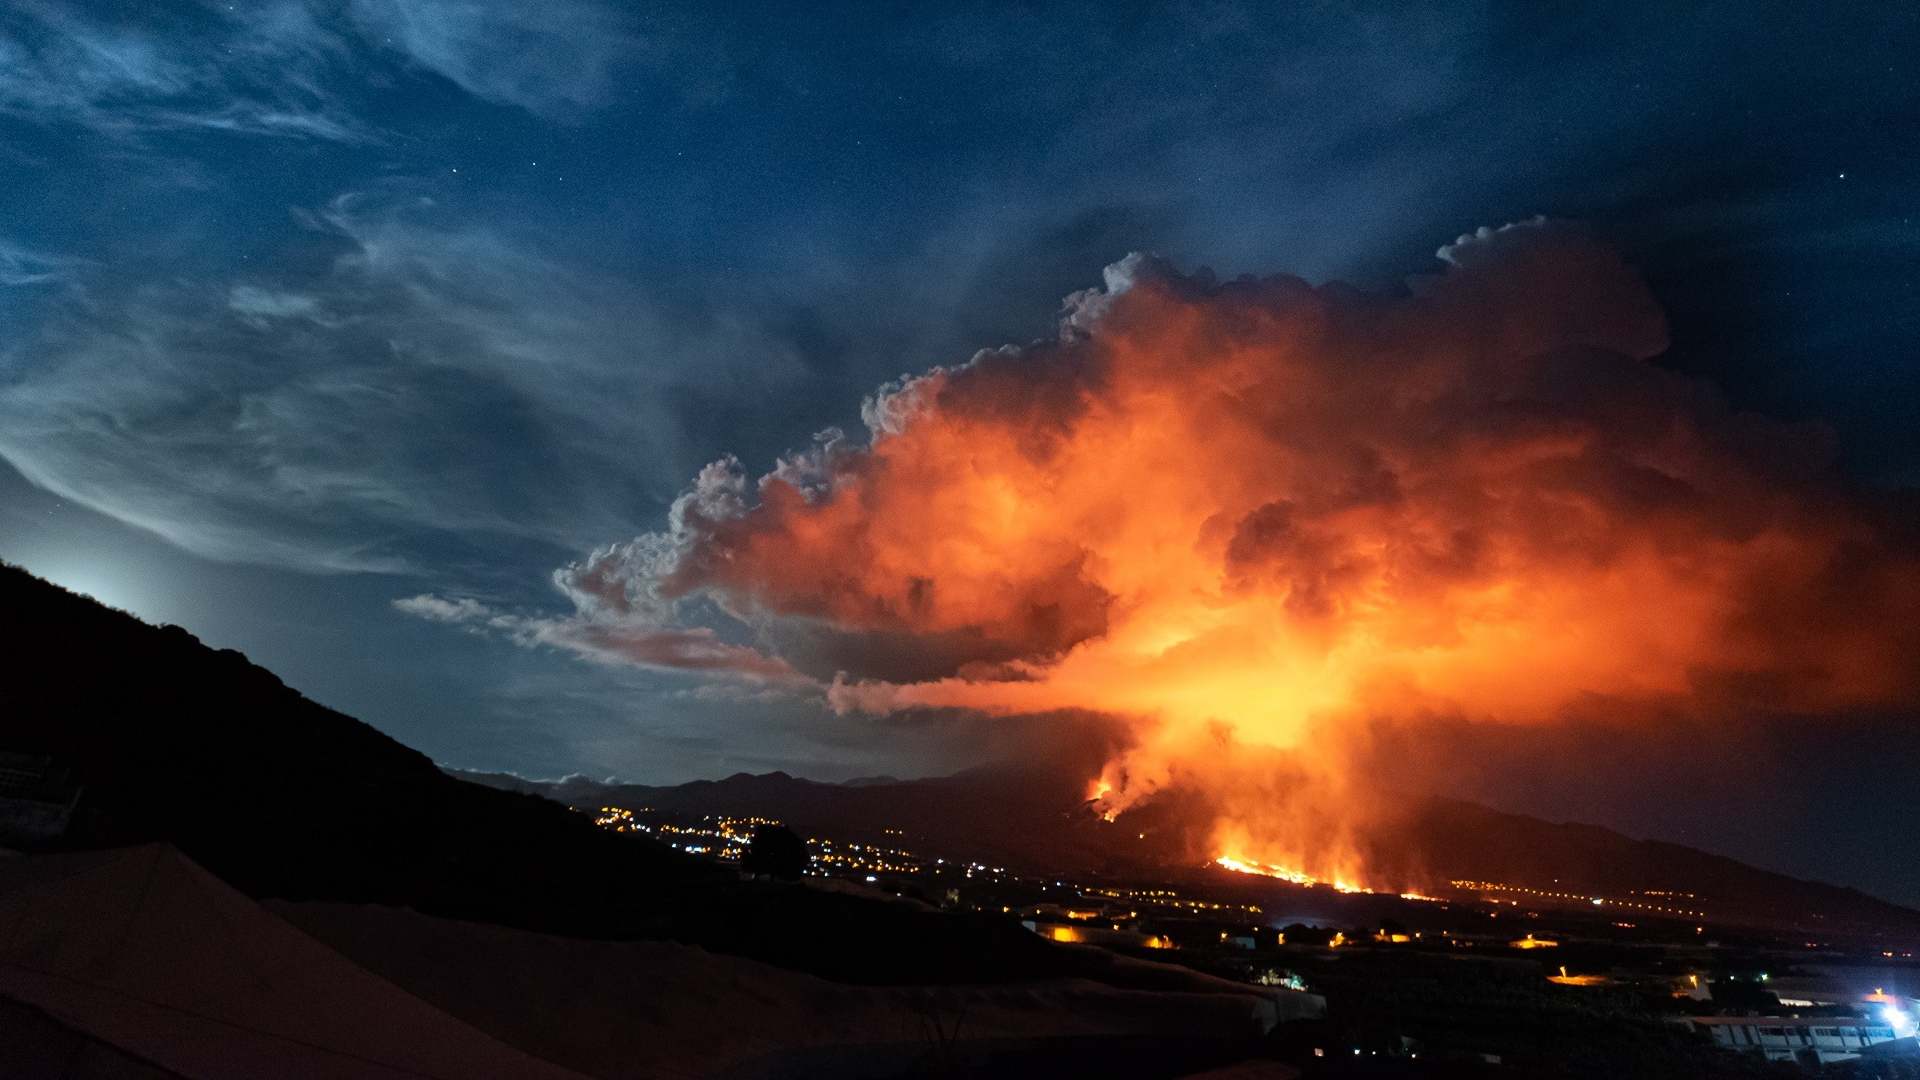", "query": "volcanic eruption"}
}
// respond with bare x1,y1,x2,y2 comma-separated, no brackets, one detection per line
551,219,1920,891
